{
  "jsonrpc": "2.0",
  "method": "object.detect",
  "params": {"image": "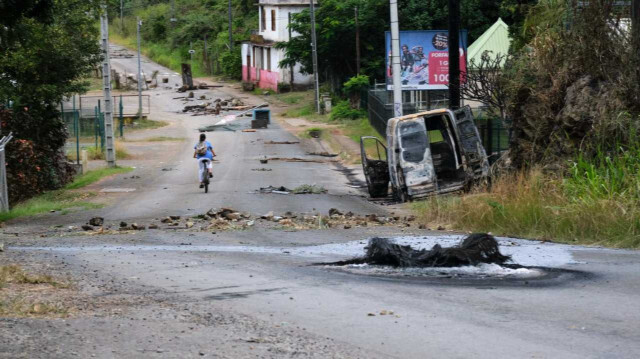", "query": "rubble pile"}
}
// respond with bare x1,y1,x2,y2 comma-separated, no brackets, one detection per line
73,209,425,234
181,97,252,116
